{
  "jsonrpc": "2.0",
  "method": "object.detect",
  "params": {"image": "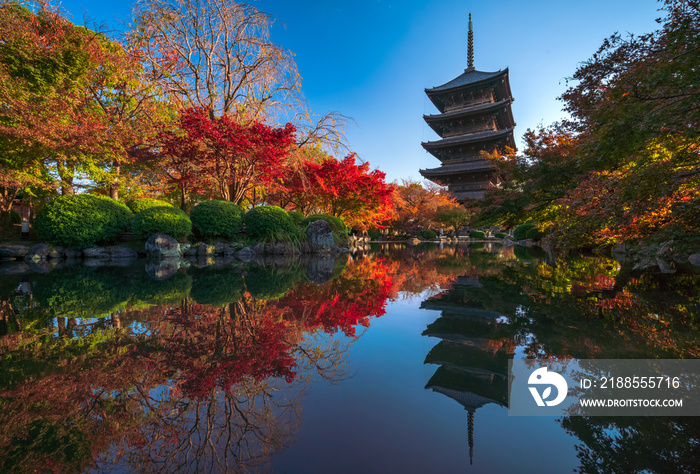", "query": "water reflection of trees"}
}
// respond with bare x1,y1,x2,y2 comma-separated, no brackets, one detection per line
0,255,399,473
